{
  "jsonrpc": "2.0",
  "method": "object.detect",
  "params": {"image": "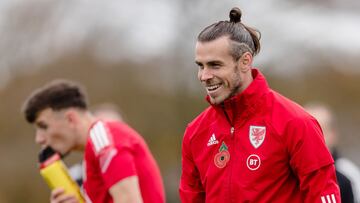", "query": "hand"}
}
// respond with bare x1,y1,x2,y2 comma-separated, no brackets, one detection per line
50,188,79,203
